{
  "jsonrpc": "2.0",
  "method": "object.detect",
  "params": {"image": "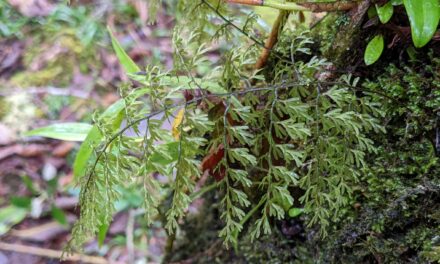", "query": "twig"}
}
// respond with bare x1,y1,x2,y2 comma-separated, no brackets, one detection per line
201,0,296,67
310,13,330,29
227,0,359,12
228,0,307,11
254,10,290,71
163,232,176,263
200,0,318,68
202,0,267,49
231,194,266,249
0,242,109,264
0,86,90,99
126,209,135,264
190,182,218,200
